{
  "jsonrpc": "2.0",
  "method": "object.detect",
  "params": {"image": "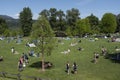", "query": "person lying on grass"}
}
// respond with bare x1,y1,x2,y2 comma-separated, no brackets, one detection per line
0,56,3,61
